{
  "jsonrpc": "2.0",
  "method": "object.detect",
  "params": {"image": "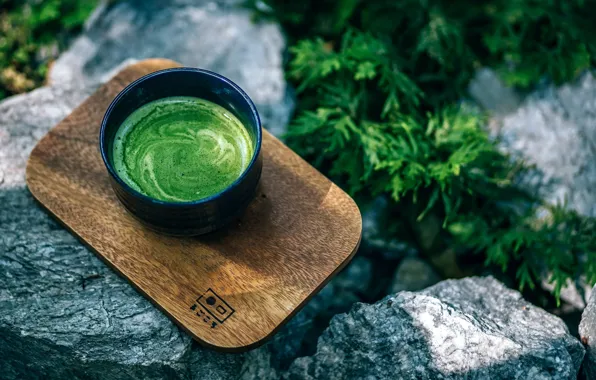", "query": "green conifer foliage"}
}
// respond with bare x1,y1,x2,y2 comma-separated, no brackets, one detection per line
251,0,596,303
0,0,100,99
